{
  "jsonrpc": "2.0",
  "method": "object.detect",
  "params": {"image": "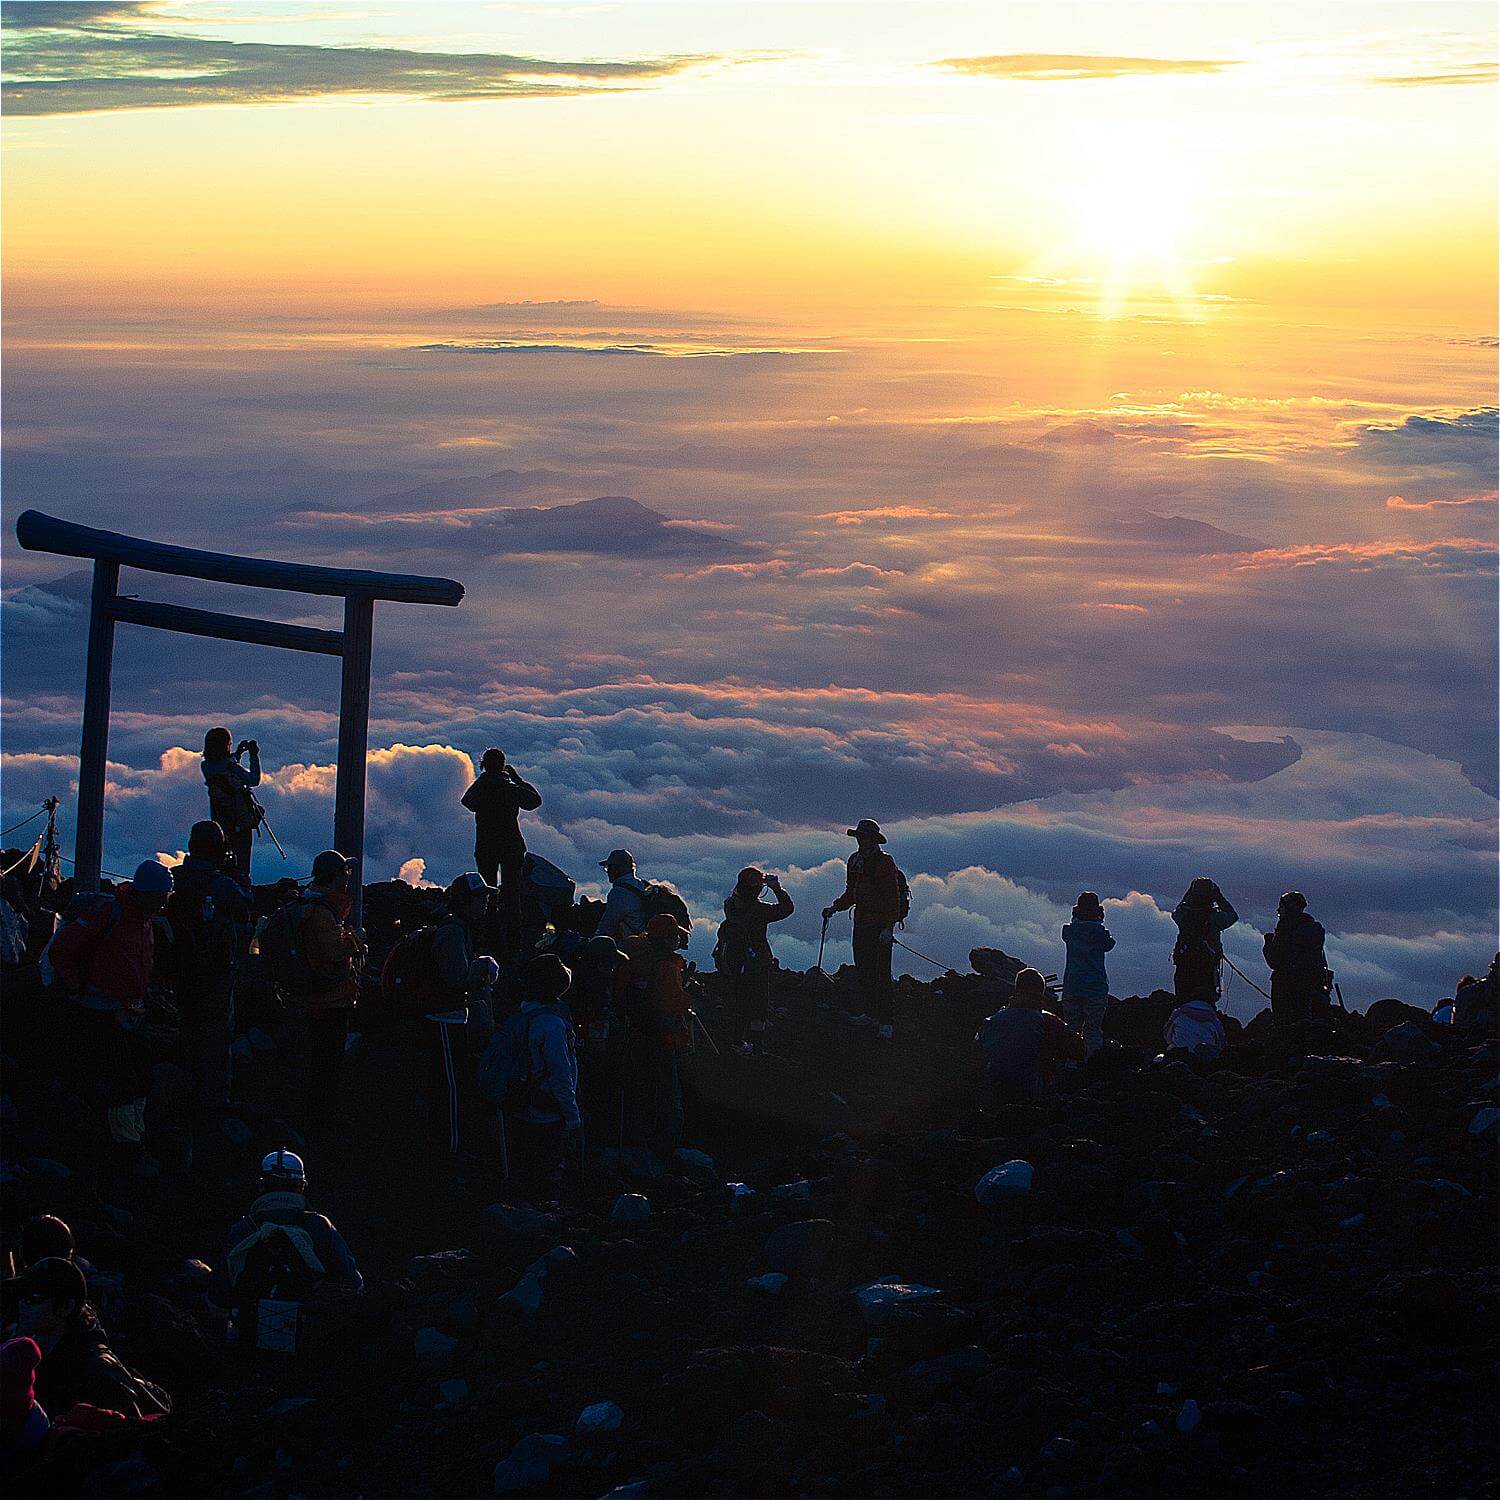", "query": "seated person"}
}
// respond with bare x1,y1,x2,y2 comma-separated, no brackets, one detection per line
977,967,1084,1101
8,1259,169,1421
1163,996,1228,1061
